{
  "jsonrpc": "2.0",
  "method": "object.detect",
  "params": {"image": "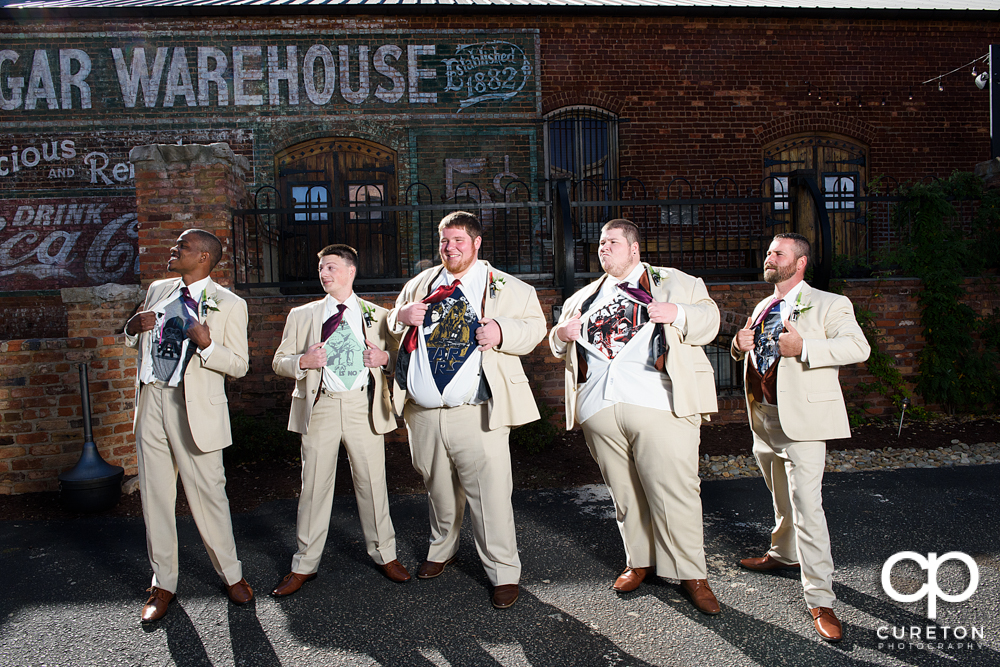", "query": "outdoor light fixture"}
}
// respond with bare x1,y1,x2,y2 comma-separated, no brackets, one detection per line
975,71,989,89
